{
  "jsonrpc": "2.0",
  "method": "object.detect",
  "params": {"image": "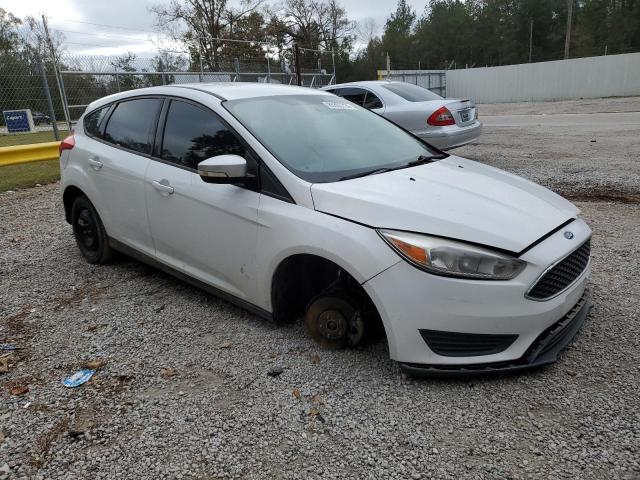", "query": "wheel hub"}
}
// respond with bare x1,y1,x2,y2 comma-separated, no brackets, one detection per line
317,309,348,340
77,209,97,250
